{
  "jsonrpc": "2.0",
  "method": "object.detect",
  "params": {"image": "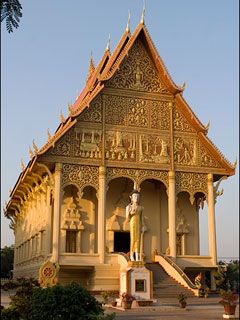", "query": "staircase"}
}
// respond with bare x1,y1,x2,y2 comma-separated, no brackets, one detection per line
146,263,195,298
